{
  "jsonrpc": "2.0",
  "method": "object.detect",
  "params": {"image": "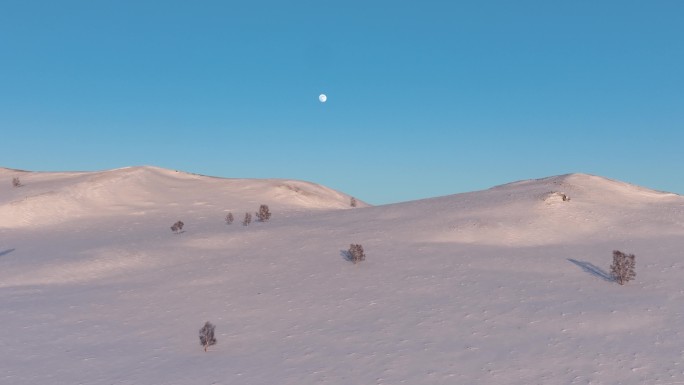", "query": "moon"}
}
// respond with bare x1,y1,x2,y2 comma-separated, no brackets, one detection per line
319,94,327,103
